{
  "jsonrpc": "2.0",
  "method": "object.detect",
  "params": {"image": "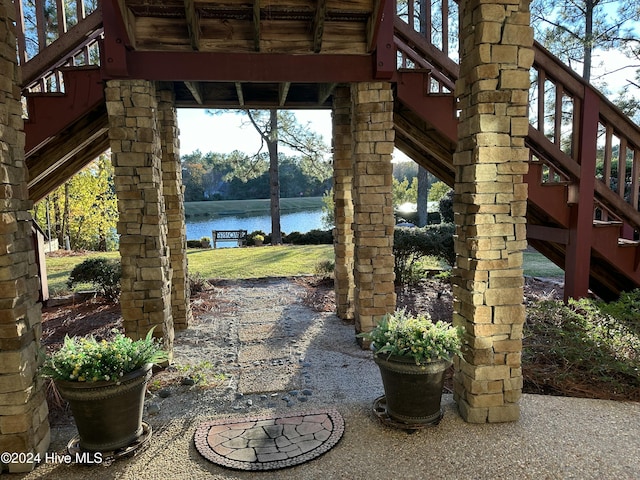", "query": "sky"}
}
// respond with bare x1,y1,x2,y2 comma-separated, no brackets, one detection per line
177,109,333,157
